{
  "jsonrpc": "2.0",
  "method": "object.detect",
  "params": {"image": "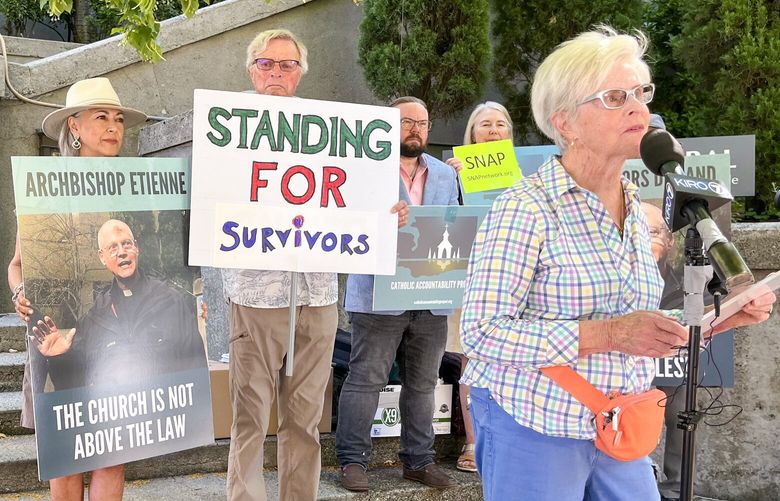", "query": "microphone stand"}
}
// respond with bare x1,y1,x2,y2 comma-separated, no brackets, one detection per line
678,227,713,501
